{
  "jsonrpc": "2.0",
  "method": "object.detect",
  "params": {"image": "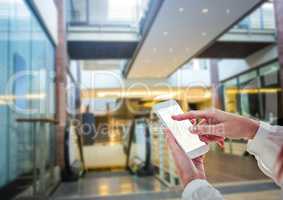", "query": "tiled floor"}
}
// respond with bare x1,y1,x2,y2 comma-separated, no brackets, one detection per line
52,153,281,200
52,171,168,199
52,171,281,200
205,152,267,183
